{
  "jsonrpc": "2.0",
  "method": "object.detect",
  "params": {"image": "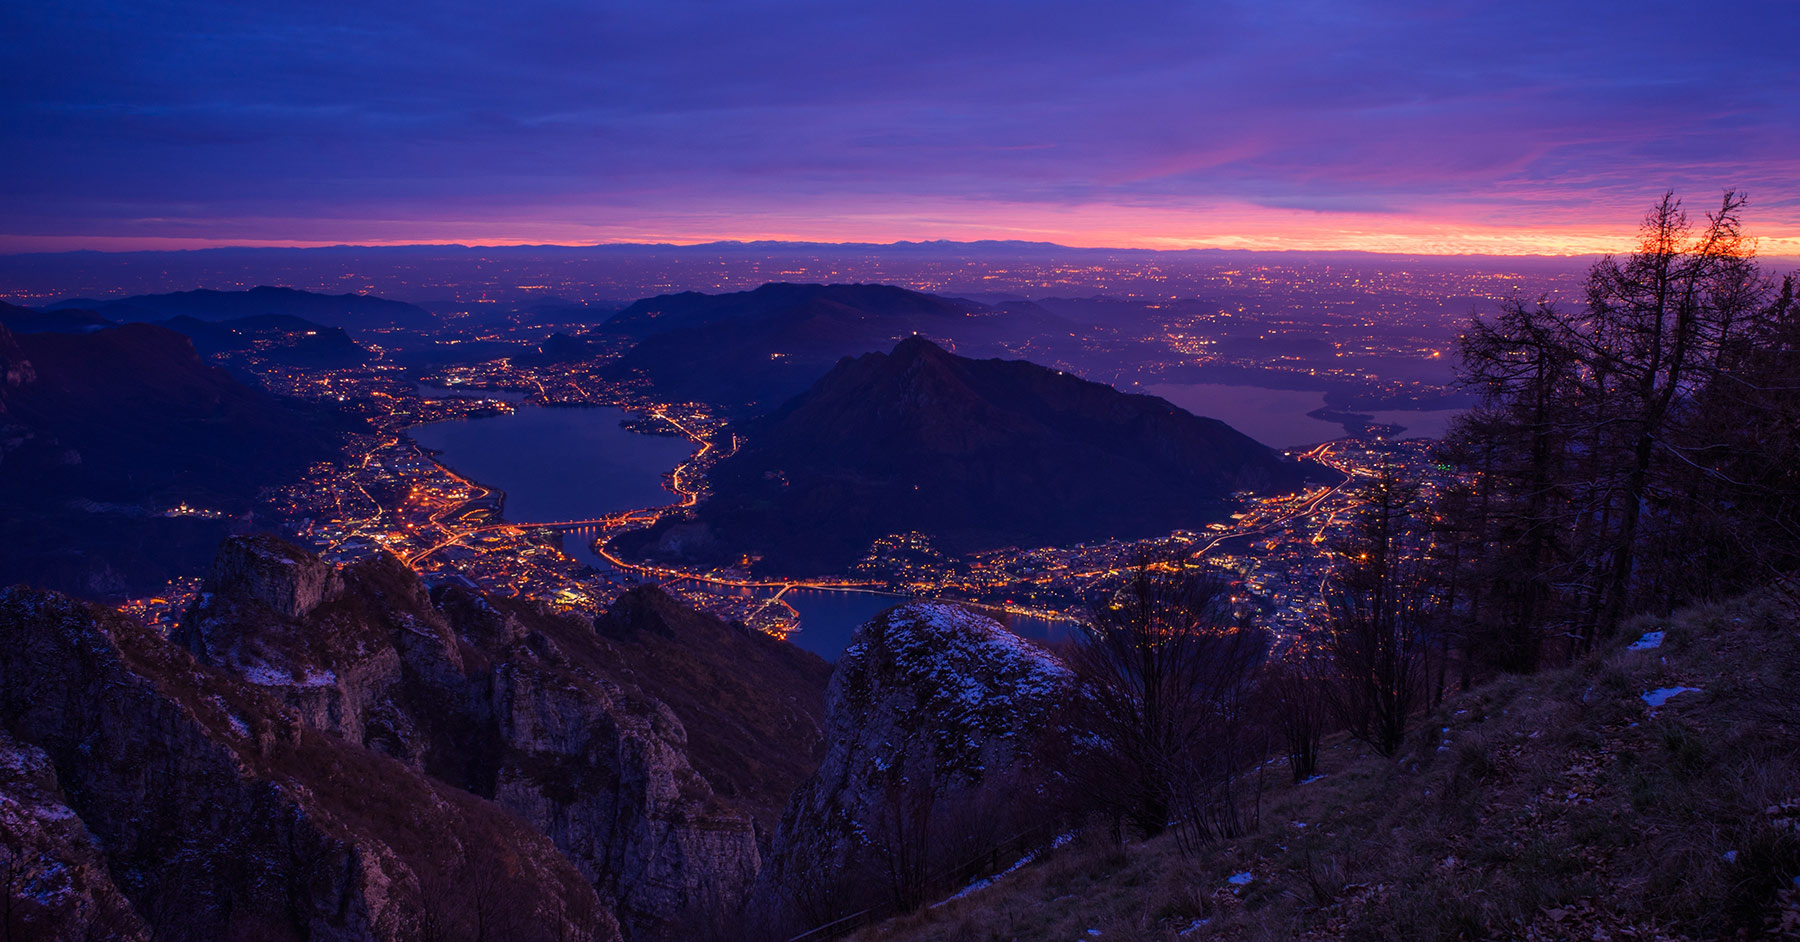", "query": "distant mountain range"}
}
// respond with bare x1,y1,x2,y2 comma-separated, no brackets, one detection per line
45,285,435,331
600,282,1077,411
3,240,1619,264
618,336,1315,574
